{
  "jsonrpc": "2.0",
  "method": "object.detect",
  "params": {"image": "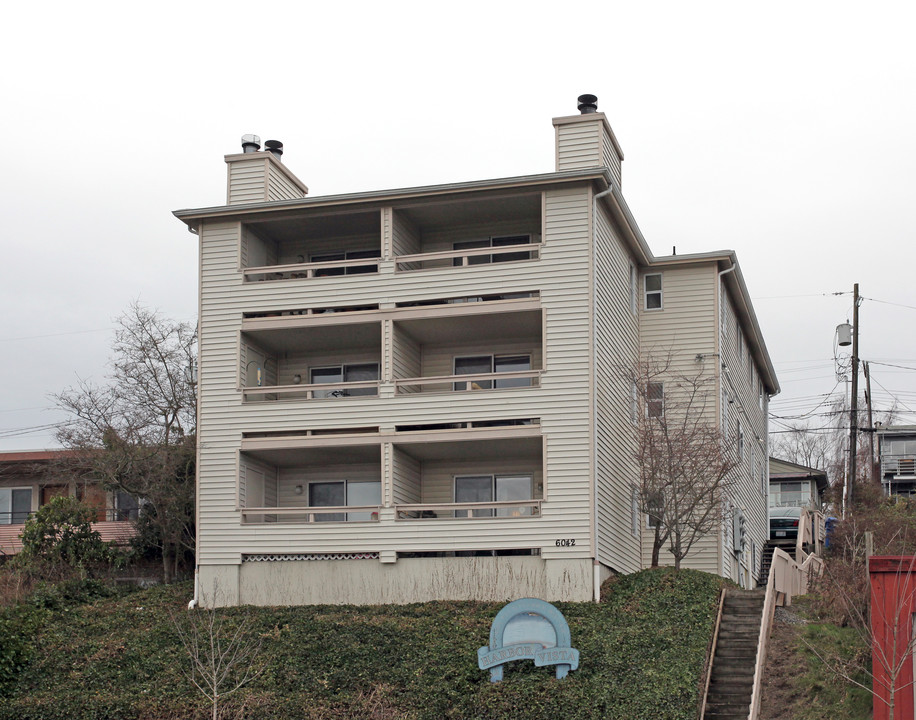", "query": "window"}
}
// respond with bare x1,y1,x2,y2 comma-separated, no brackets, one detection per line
453,235,532,265
629,263,638,314
308,480,381,522
777,481,803,506
647,382,665,418
646,492,663,528
631,485,640,536
0,488,31,525
453,354,531,390
721,388,730,438
454,474,532,517
310,363,379,397
644,274,662,310
114,491,140,521
630,380,639,425
311,249,378,276
737,419,744,458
